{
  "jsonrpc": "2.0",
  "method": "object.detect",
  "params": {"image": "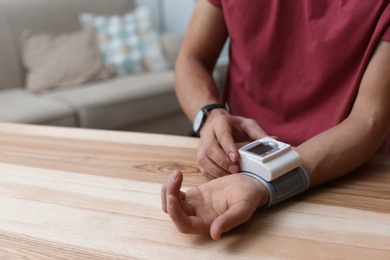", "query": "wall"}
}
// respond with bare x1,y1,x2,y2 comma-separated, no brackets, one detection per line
136,0,228,62
136,0,195,34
